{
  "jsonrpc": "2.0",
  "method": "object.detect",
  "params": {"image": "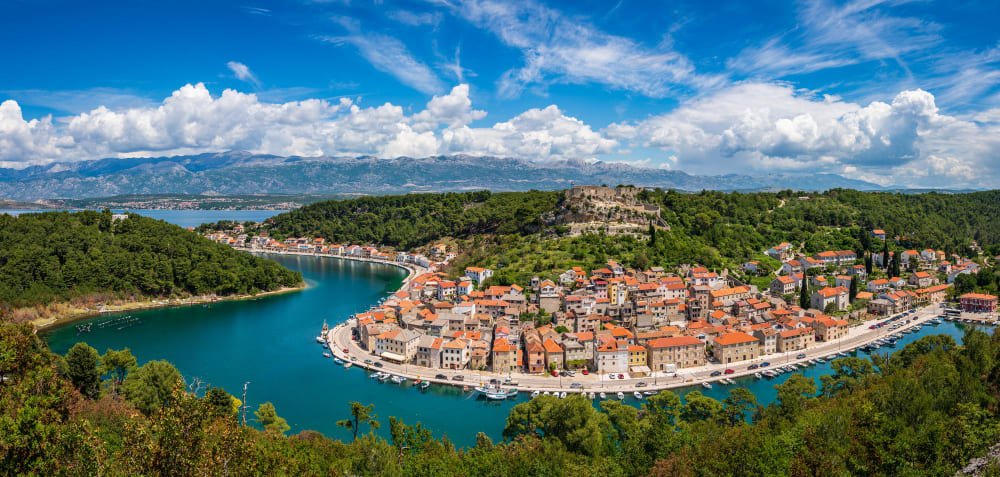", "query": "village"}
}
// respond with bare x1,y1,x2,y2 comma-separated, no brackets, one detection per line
201,226,999,383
